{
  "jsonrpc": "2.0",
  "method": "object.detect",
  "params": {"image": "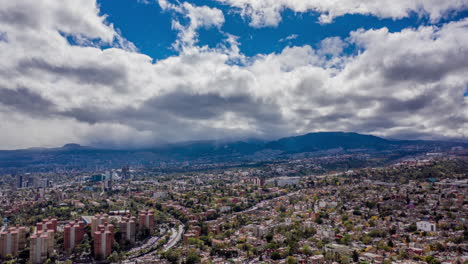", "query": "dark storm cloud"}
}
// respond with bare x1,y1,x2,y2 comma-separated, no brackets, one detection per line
437,113,468,126
310,112,355,124
146,92,246,119
0,32,7,42
312,94,377,109
0,8,37,29
60,90,284,127
296,79,376,109
349,117,399,131
55,88,292,146
144,91,282,121
382,129,444,141
60,107,111,124
0,87,55,115
382,49,468,83
58,90,289,148
17,58,129,91
378,93,435,113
